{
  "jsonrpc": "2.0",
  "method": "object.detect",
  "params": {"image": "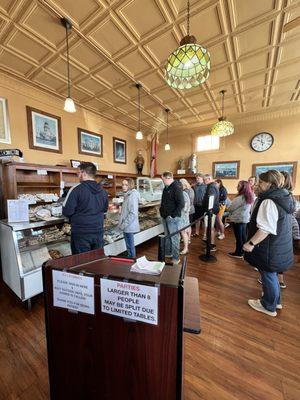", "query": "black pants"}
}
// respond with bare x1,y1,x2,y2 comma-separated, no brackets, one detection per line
71,232,103,255
232,223,247,255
